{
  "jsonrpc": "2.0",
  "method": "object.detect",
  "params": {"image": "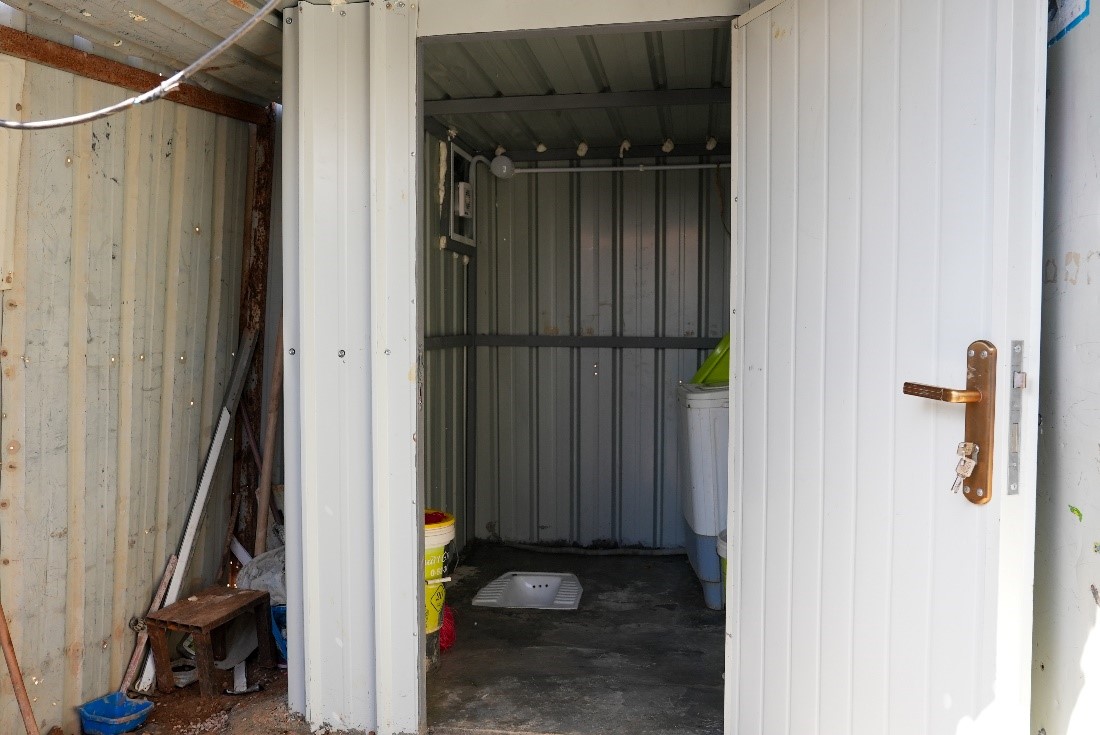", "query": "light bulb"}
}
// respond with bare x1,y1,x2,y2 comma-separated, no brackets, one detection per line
490,155,516,179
